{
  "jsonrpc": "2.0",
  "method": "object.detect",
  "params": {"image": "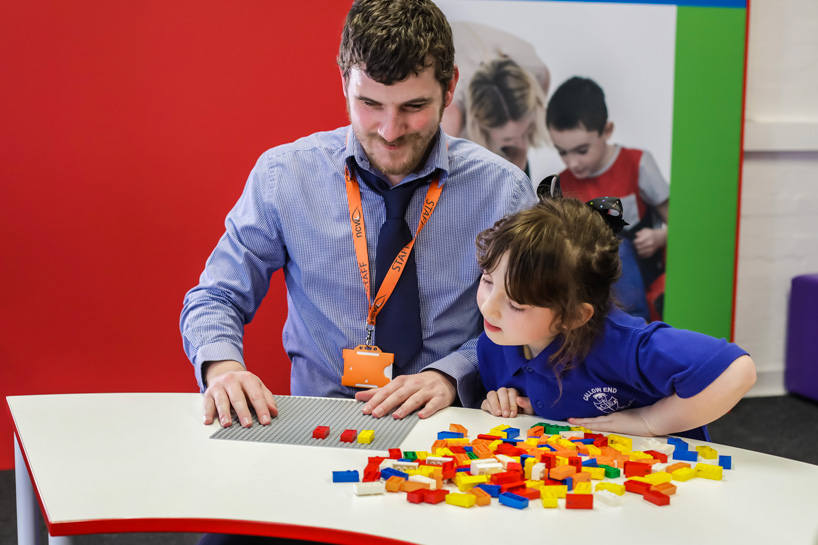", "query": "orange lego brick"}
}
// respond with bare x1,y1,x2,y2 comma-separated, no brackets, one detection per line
665,462,692,474
385,476,405,493
651,482,677,495
549,465,578,480
449,424,469,436
400,481,427,493
468,486,492,506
